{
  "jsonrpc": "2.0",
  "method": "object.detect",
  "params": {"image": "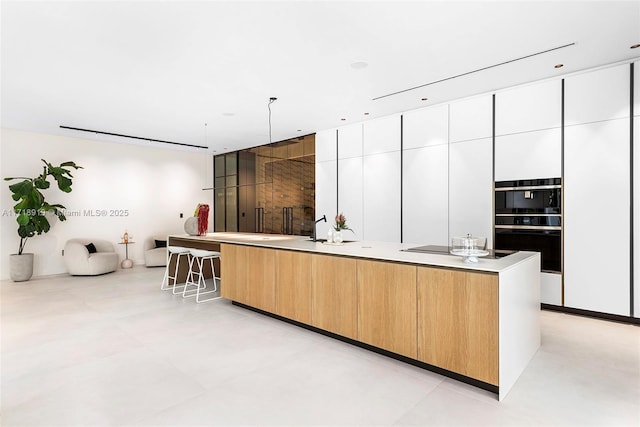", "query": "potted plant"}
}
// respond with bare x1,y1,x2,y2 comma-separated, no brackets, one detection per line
4,159,82,281
330,212,354,243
